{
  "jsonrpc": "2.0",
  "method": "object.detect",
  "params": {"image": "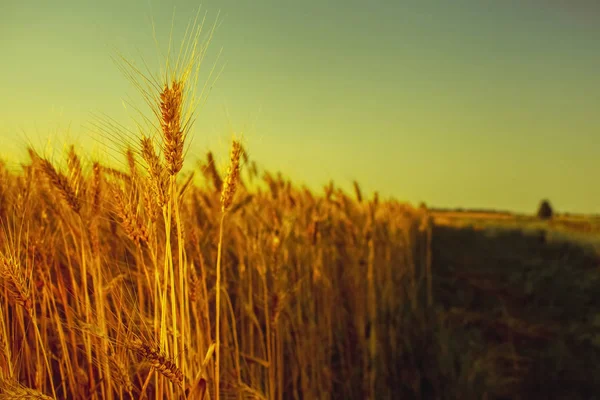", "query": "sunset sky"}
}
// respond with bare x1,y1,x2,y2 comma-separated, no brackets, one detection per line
1,0,599,214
